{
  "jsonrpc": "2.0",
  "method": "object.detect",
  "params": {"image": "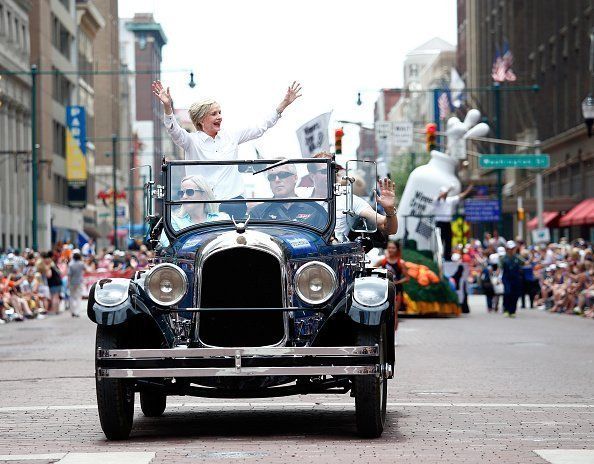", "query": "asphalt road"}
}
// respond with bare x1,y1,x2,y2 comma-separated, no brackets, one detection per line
1,295,594,463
